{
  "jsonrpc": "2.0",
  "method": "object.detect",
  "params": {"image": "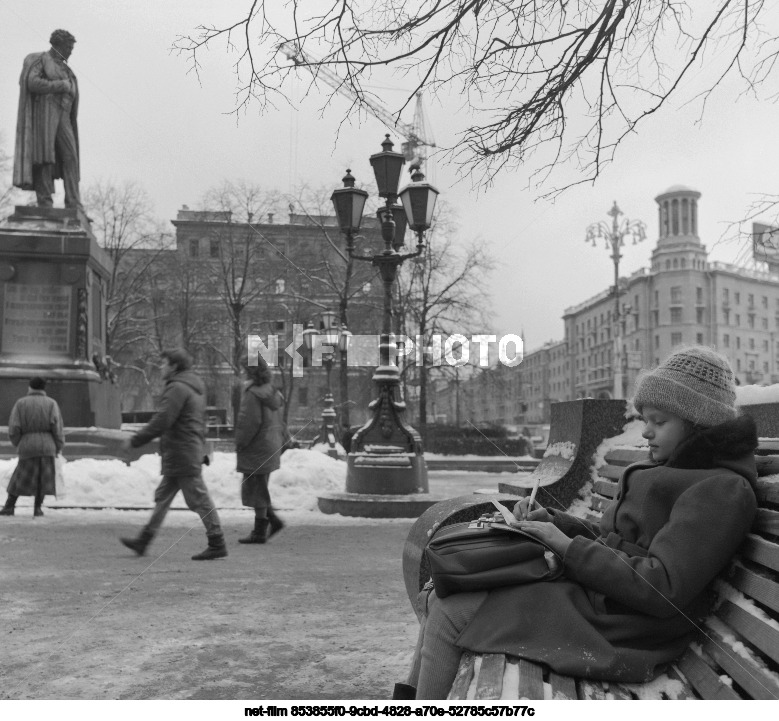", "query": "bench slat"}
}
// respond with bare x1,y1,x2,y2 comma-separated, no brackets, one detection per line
516,659,544,699
595,465,623,482
702,628,779,700
448,651,476,700
754,508,779,535
755,457,779,479
603,449,650,466
675,648,741,700
593,478,619,496
756,477,779,505
729,564,779,615
475,653,506,700
740,534,779,573
590,496,611,513
716,600,779,666
548,671,577,700
602,682,634,699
